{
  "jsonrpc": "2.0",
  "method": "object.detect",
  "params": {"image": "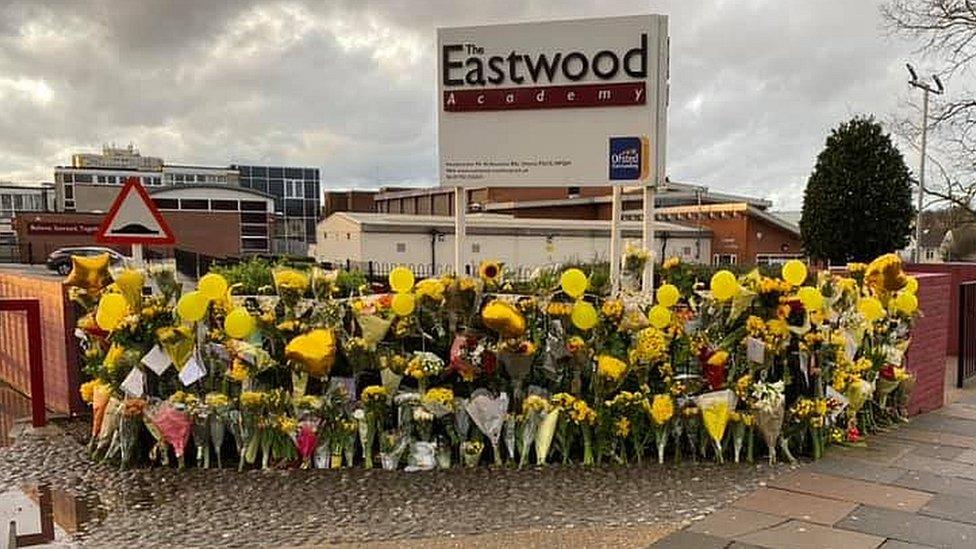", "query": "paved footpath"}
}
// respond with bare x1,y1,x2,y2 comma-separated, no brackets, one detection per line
652,388,976,549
